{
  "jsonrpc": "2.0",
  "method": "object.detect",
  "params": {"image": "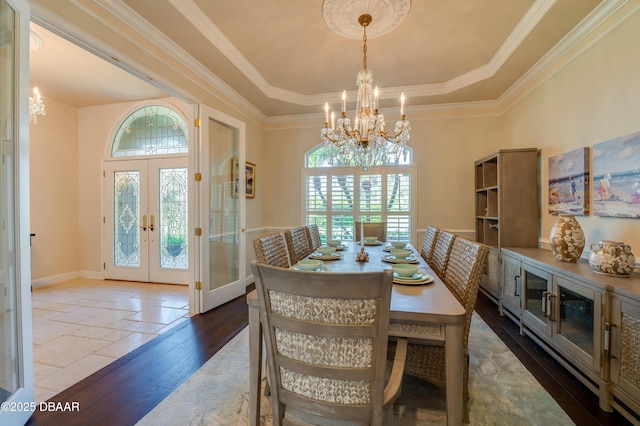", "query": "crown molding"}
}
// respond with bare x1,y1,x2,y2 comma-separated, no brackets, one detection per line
499,0,631,110
175,0,555,104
